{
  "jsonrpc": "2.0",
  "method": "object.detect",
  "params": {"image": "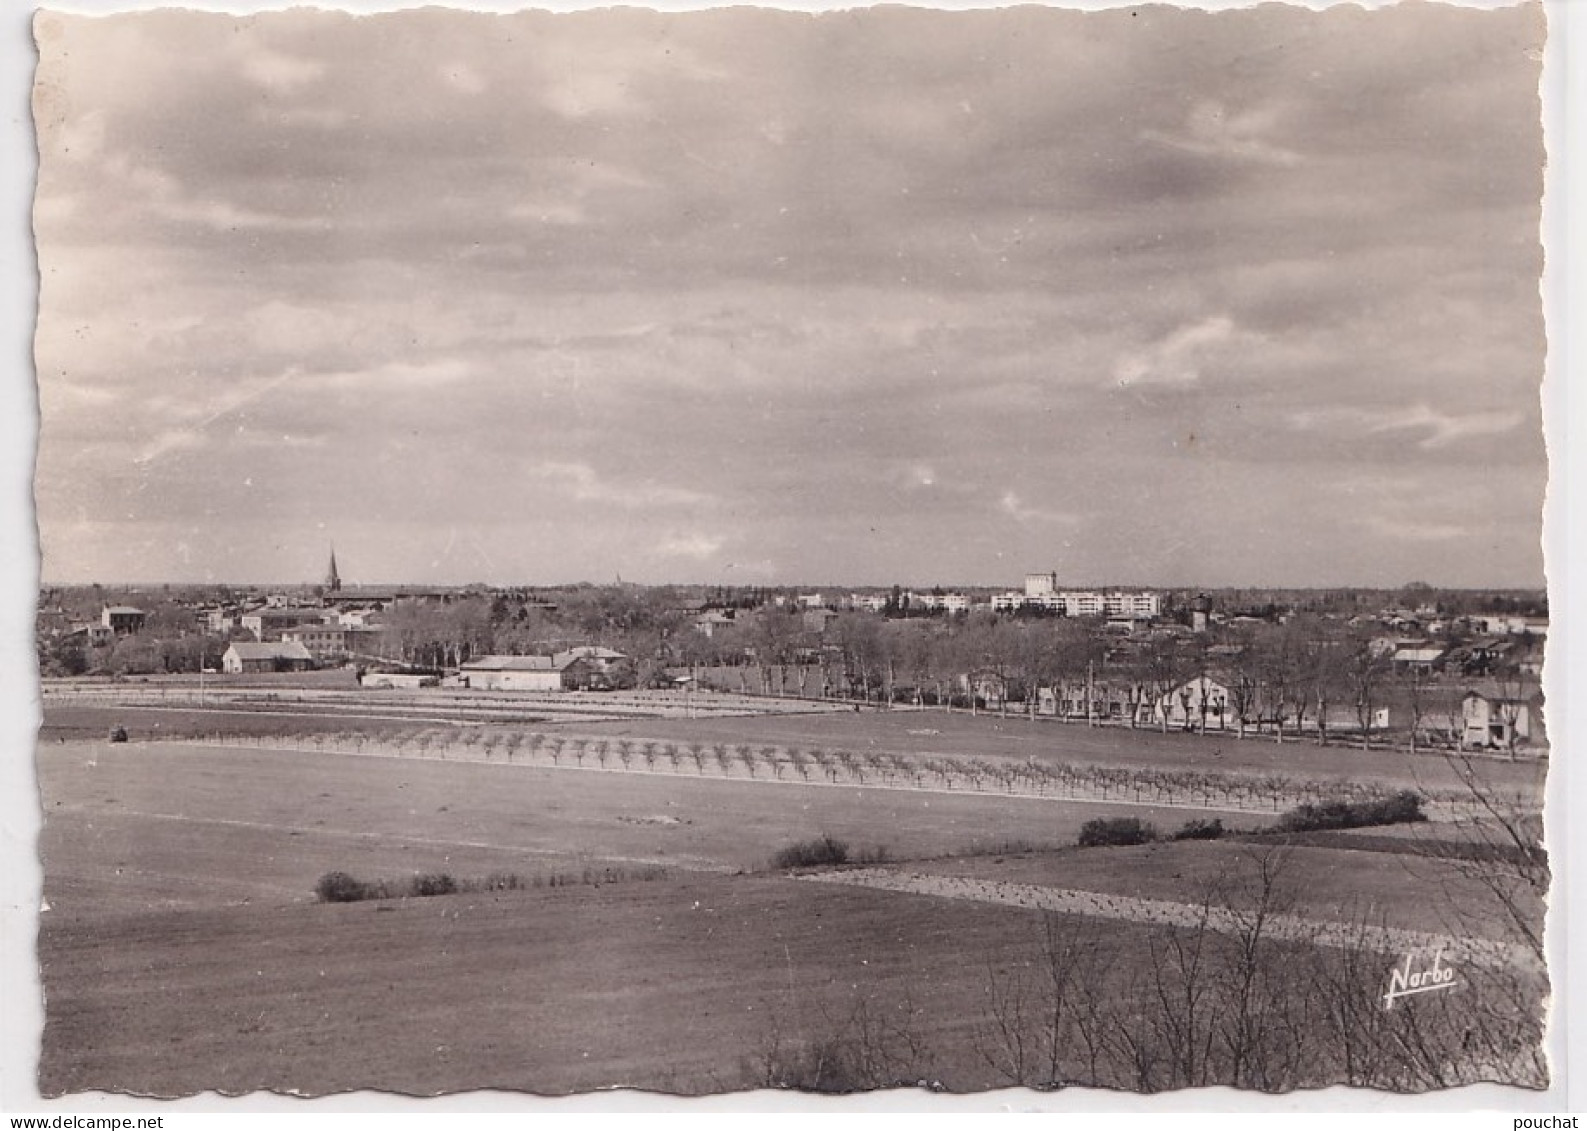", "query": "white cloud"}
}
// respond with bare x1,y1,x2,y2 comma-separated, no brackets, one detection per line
999,491,1077,527
305,360,473,397
658,533,725,560
1291,402,1525,449
1112,315,1240,388
531,462,714,510
133,428,206,466
1368,403,1526,449
1143,100,1301,167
